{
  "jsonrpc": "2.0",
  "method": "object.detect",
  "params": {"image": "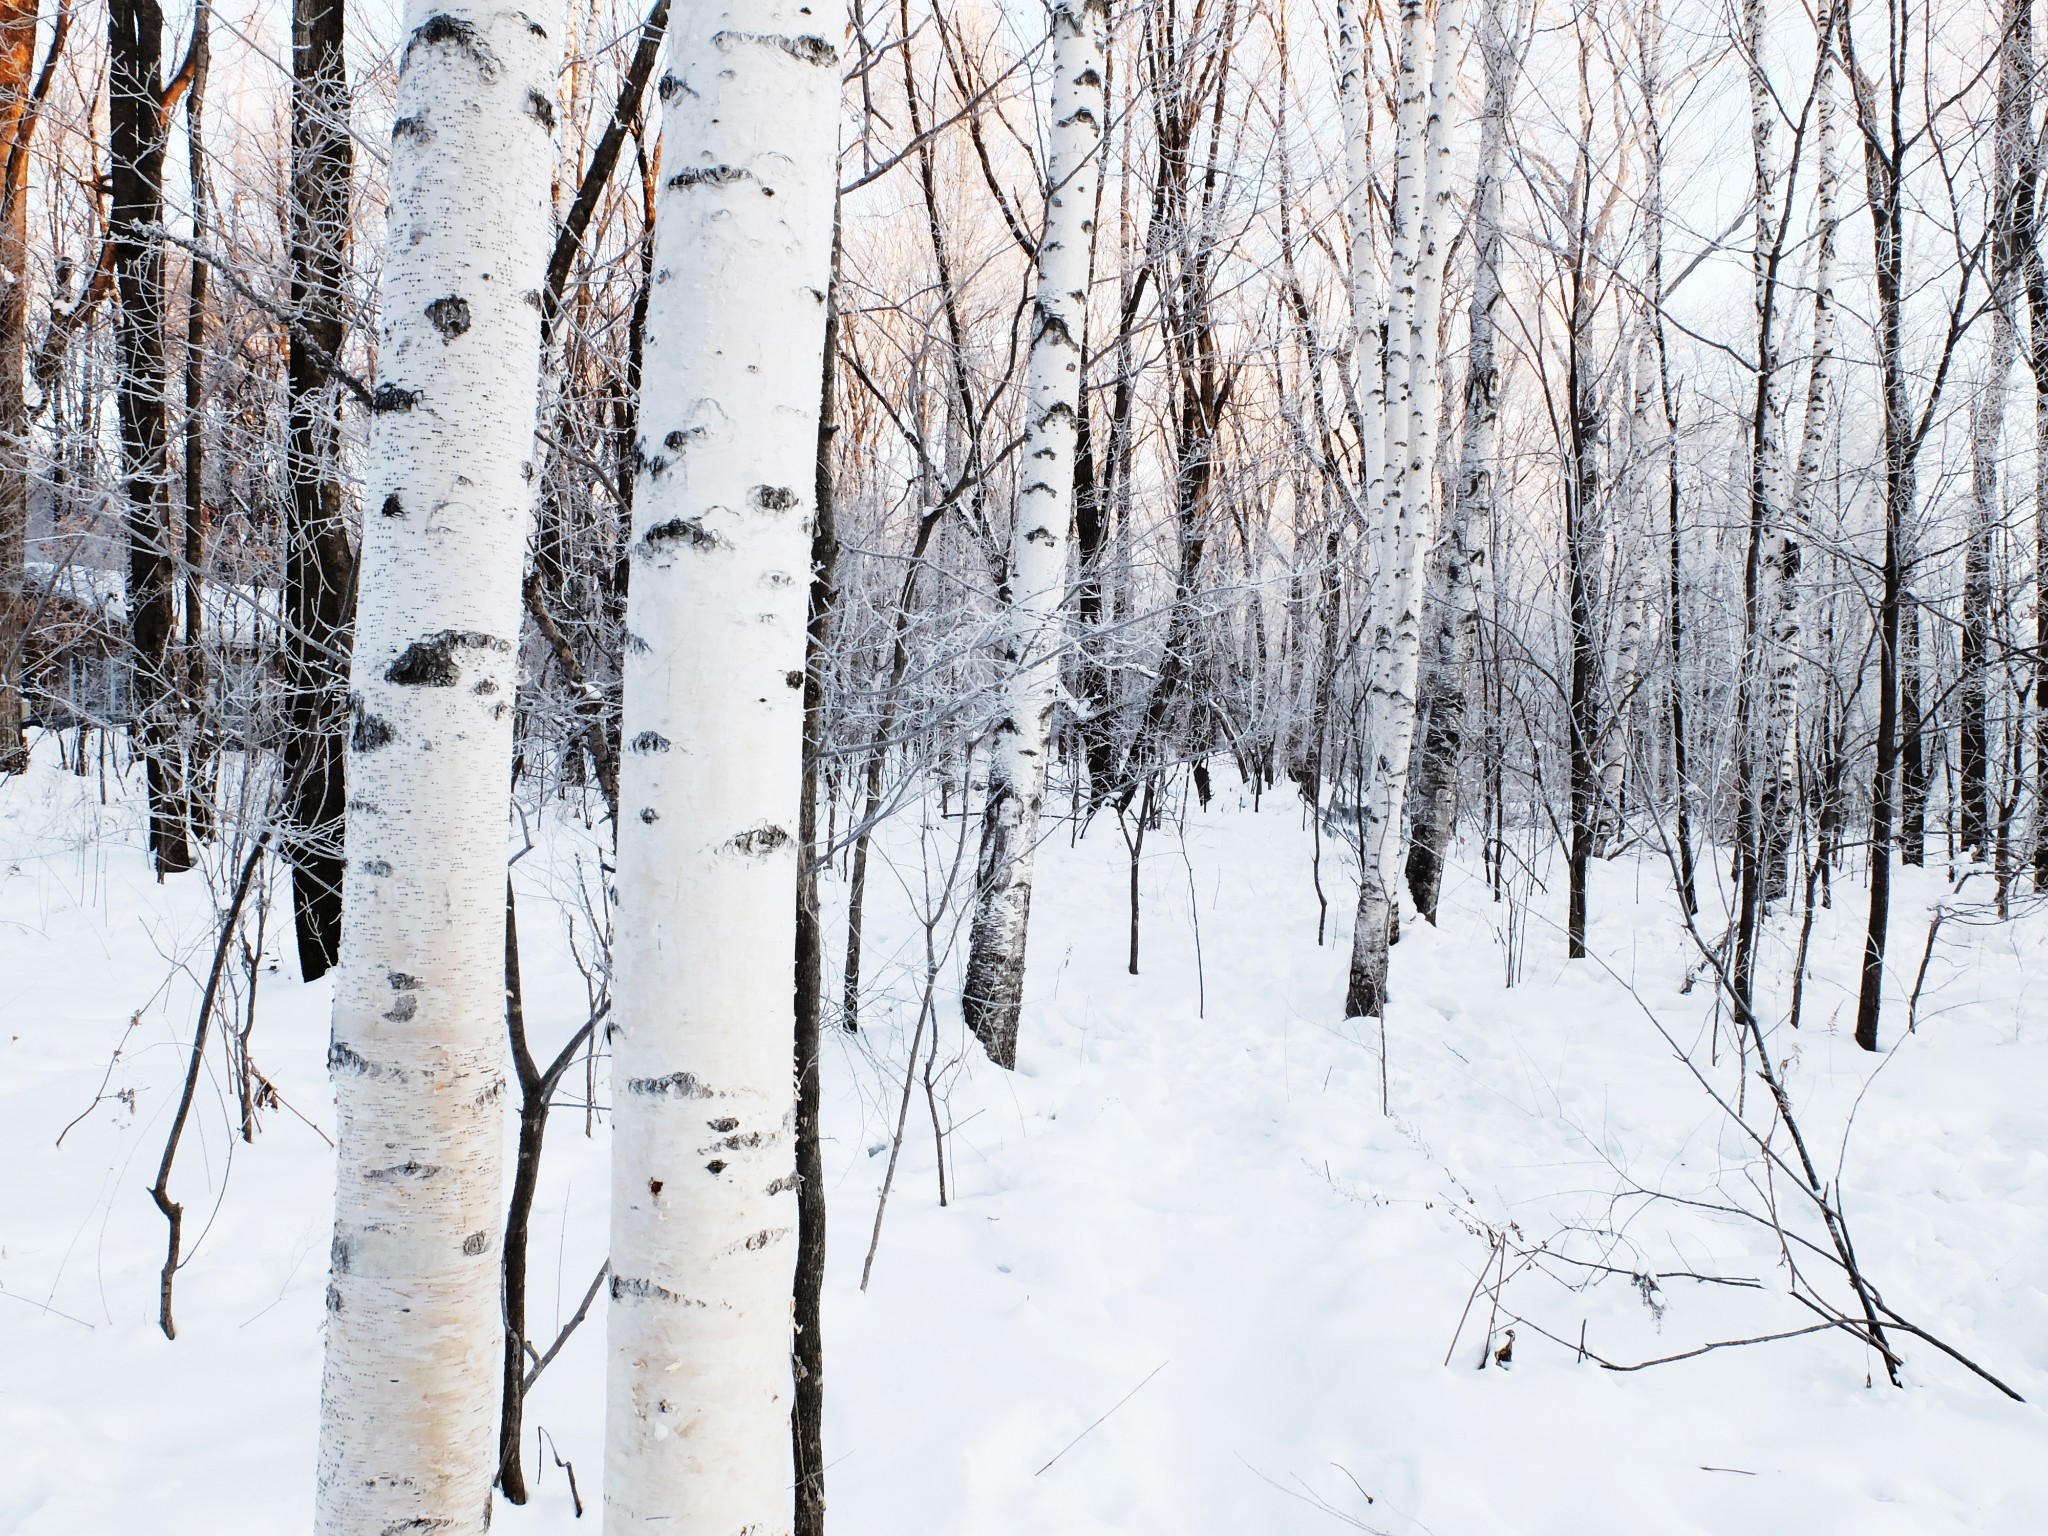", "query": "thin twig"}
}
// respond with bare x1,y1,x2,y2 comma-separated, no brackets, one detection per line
1034,1360,1170,1476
